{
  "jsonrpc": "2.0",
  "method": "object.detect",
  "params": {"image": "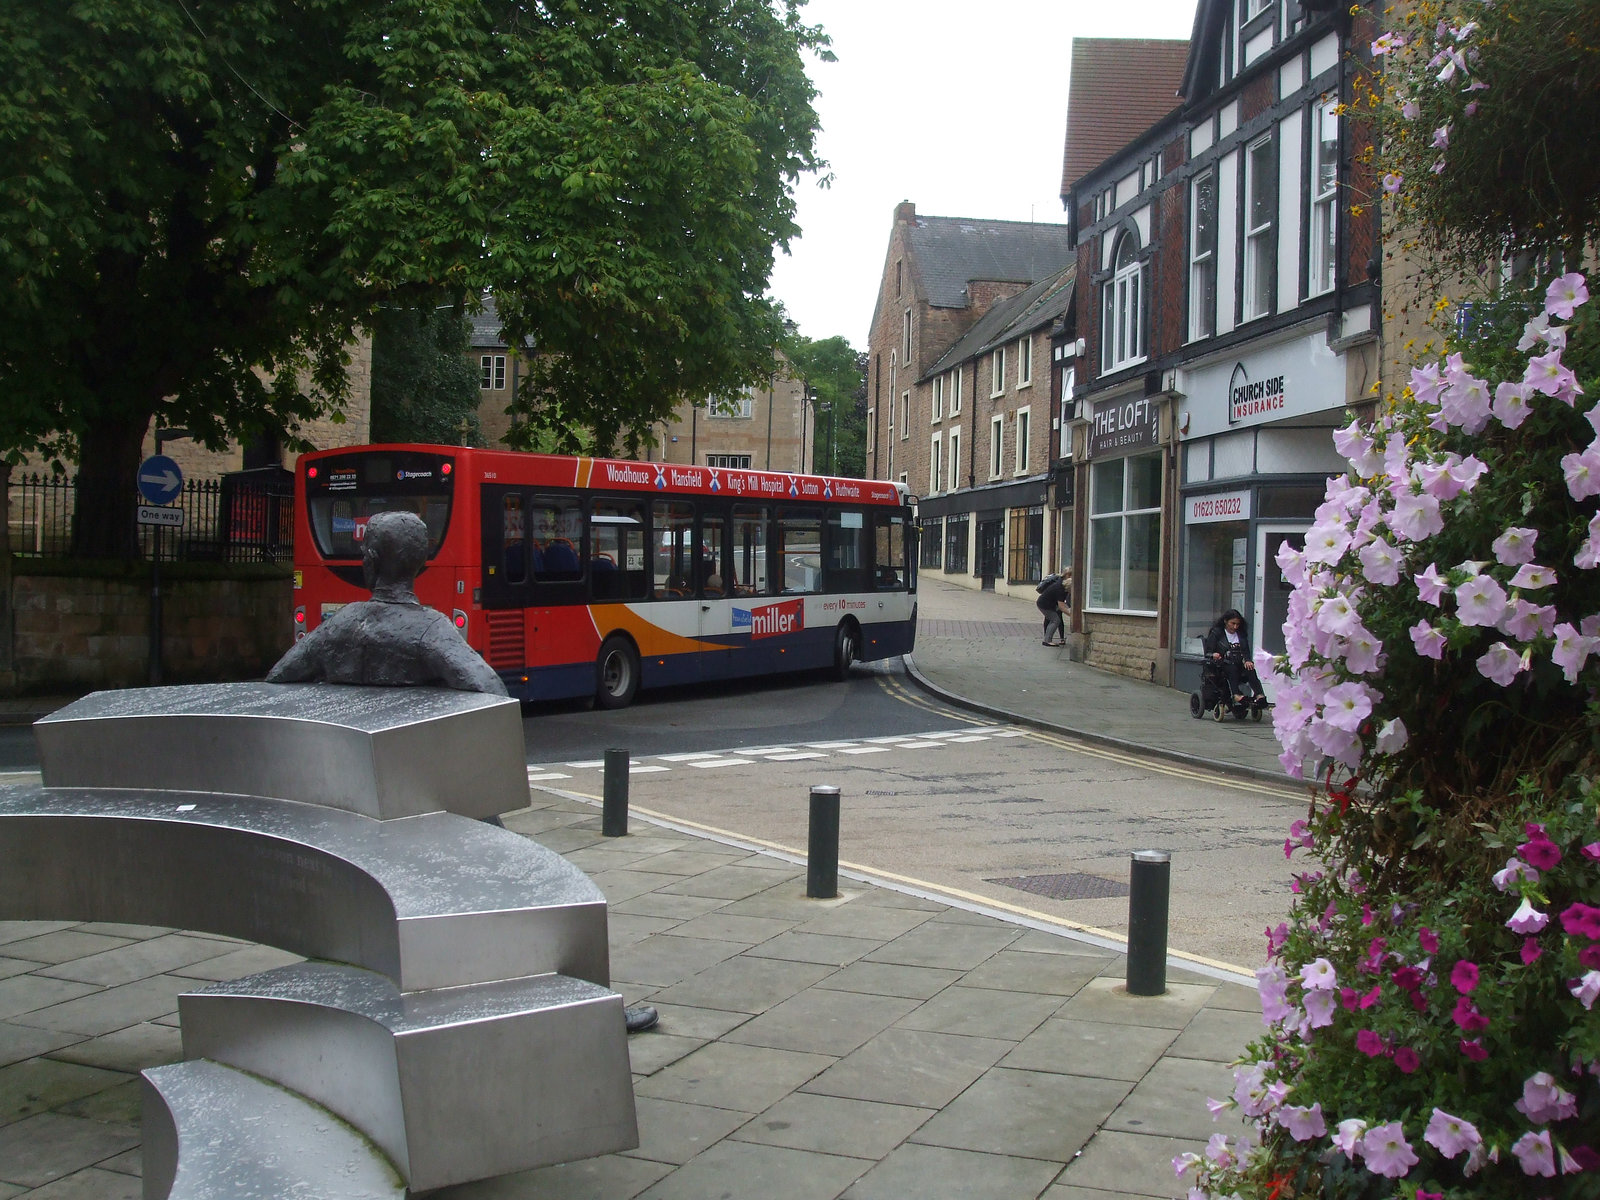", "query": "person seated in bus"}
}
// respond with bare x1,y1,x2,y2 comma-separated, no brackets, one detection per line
267,510,507,695
539,537,581,580
590,553,618,599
